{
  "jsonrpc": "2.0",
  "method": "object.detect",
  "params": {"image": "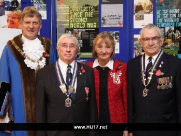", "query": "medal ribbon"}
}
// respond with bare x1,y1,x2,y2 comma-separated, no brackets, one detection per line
169,76,172,83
